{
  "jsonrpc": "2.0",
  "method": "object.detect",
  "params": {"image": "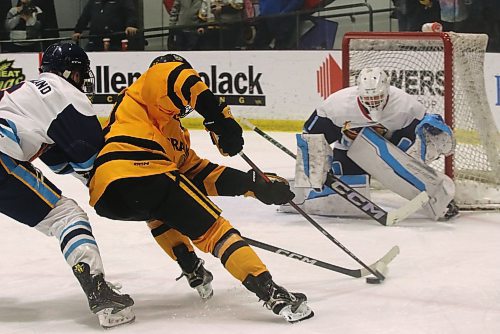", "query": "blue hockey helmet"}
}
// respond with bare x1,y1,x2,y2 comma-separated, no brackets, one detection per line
40,42,95,94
